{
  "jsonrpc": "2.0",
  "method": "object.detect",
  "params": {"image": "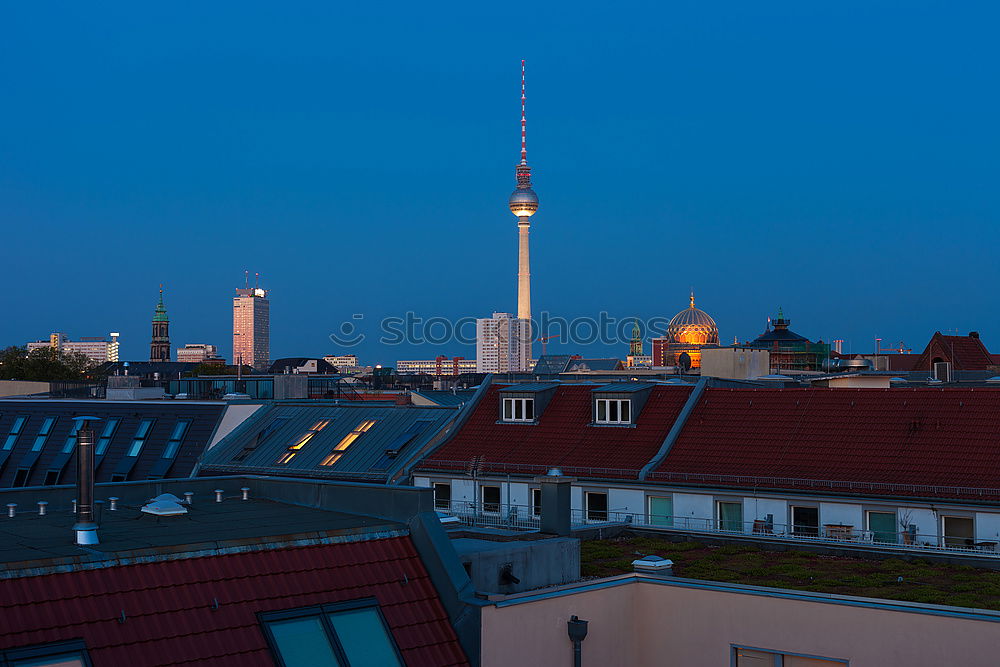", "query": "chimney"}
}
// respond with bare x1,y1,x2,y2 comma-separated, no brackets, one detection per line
72,416,101,545
534,468,576,536
970,331,980,339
